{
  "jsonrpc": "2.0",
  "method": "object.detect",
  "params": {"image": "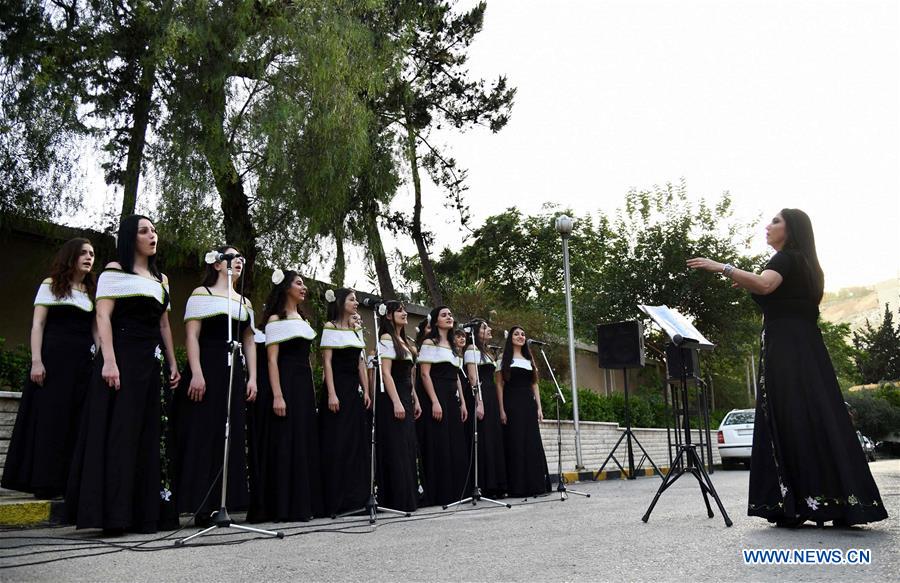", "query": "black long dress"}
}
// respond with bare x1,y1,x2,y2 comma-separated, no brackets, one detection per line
66,269,171,533
248,318,323,522
748,251,888,525
375,338,418,512
173,292,251,518
459,362,475,480
319,324,369,516
2,280,94,498
464,349,507,496
502,358,549,498
418,344,469,507
245,328,269,521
